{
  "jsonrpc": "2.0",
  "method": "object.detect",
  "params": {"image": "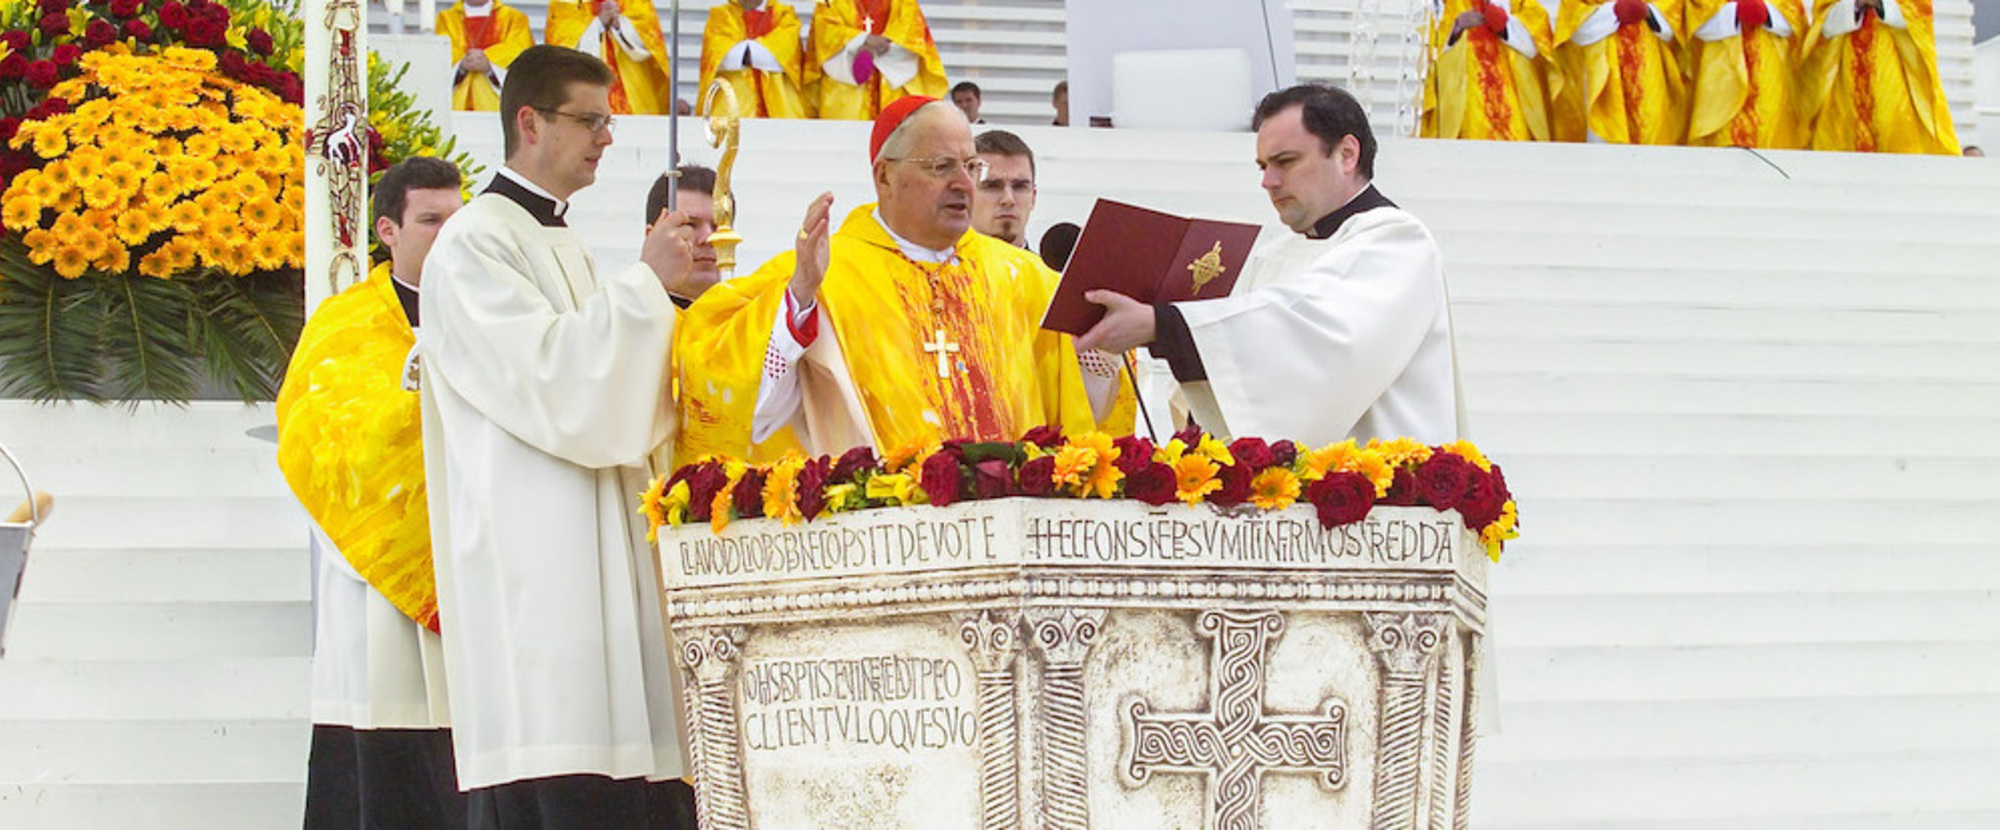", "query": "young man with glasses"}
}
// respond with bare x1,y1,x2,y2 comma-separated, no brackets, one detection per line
675,95,1130,461
416,44,704,830
971,129,1036,248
